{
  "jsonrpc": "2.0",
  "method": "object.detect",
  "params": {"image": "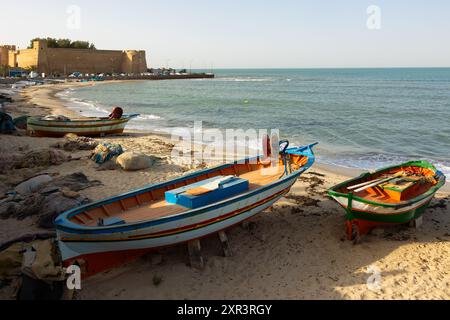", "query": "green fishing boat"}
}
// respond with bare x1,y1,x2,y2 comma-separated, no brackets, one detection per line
328,160,446,241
